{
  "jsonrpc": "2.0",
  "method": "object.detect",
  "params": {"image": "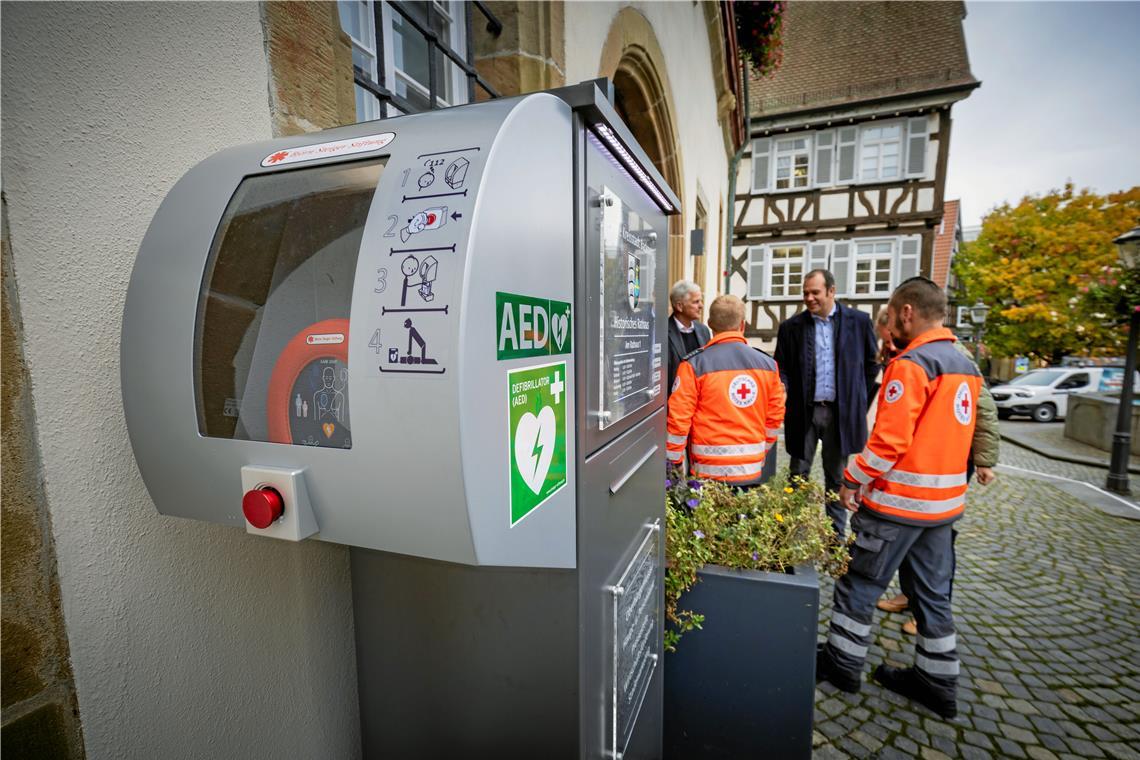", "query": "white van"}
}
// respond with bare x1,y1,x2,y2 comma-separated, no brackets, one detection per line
990,367,1137,422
